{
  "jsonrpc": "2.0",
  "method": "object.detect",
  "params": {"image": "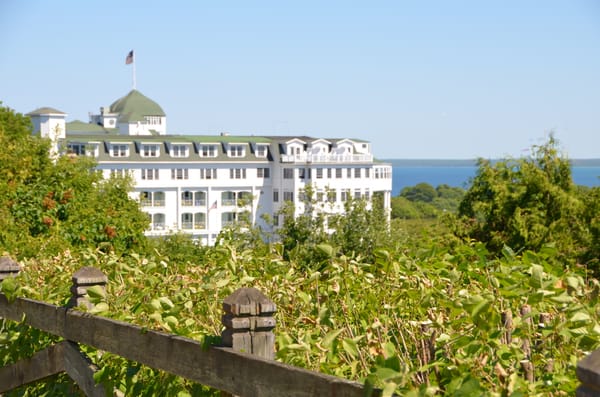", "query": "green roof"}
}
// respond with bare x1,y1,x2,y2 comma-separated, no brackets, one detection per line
109,90,165,123
26,107,66,116
66,120,119,135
